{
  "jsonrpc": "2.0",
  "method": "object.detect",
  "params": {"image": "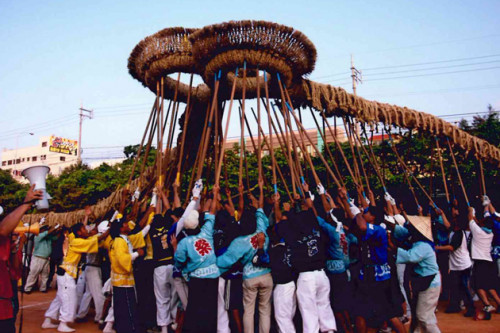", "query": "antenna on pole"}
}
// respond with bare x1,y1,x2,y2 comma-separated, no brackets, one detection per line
78,105,93,164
